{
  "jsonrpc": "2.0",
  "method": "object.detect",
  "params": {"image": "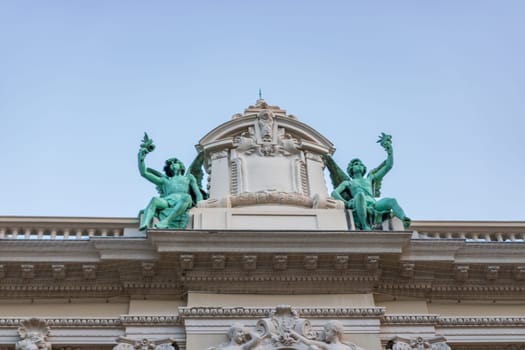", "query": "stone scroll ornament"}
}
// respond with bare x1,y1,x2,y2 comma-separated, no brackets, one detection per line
16,318,52,350
324,133,411,231
113,337,177,350
208,305,363,350
138,133,207,230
